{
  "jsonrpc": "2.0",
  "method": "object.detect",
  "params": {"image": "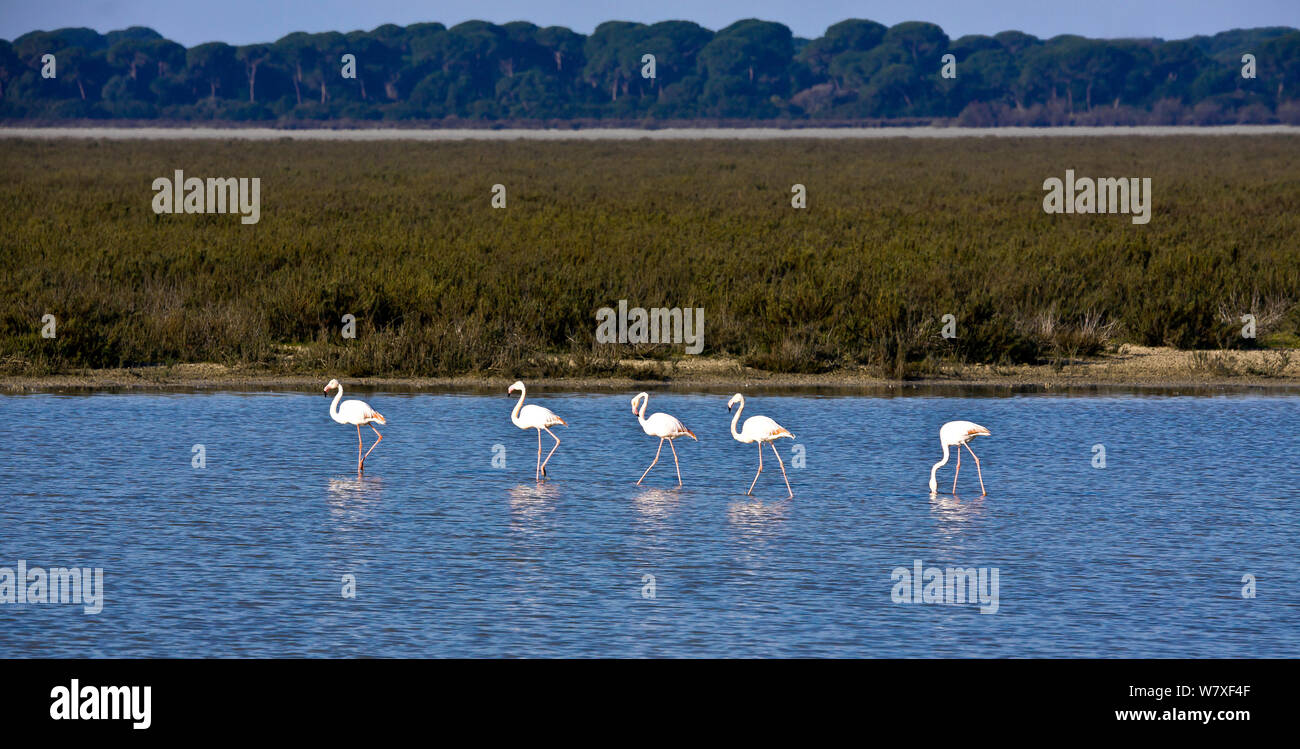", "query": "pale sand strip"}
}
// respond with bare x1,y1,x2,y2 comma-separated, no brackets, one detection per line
2,125,1298,141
